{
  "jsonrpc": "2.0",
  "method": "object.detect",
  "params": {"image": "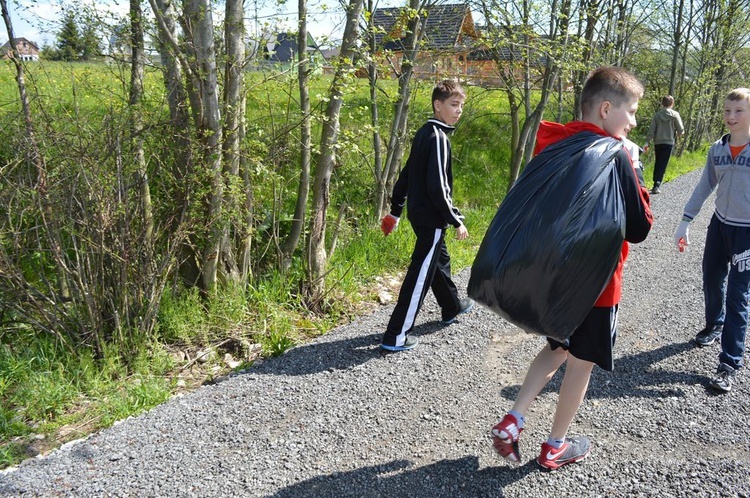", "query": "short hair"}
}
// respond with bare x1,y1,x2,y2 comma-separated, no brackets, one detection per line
661,95,675,107
432,80,465,111
580,66,644,117
726,88,750,104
